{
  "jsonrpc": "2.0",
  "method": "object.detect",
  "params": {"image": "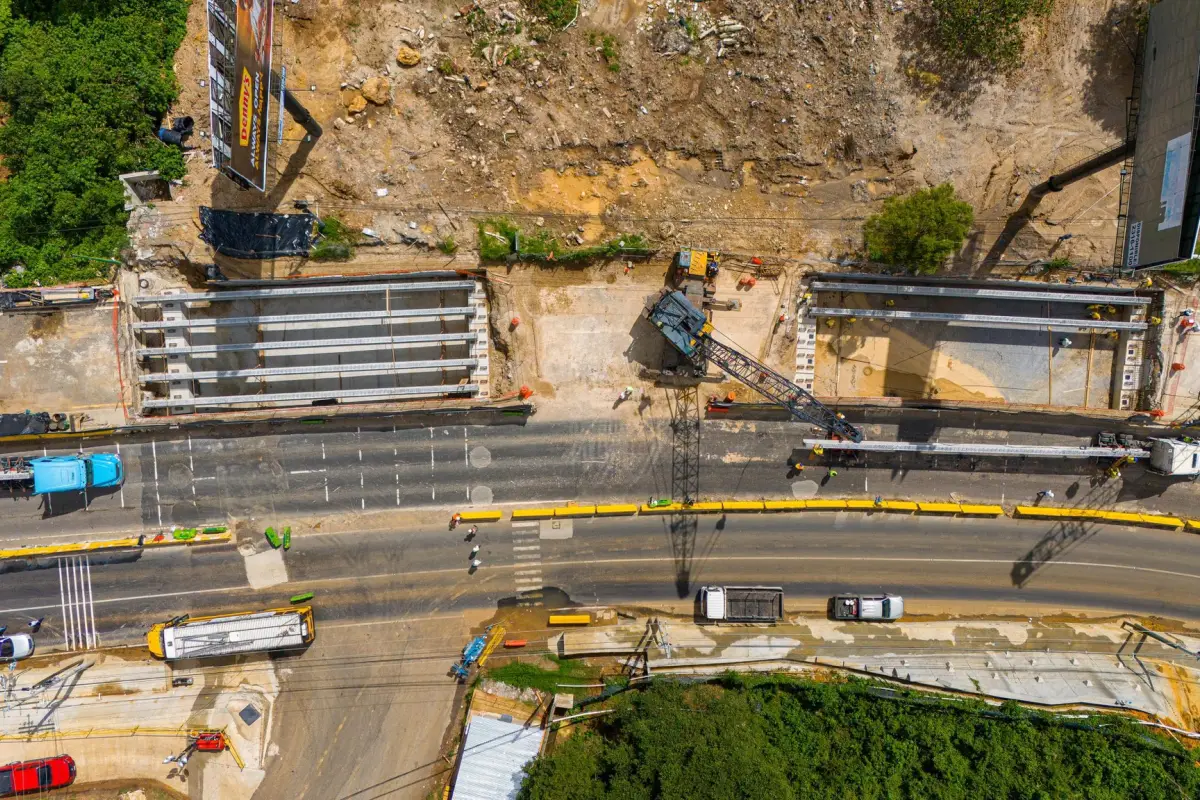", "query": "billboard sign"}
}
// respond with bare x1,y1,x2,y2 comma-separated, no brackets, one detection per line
205,0,273,191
